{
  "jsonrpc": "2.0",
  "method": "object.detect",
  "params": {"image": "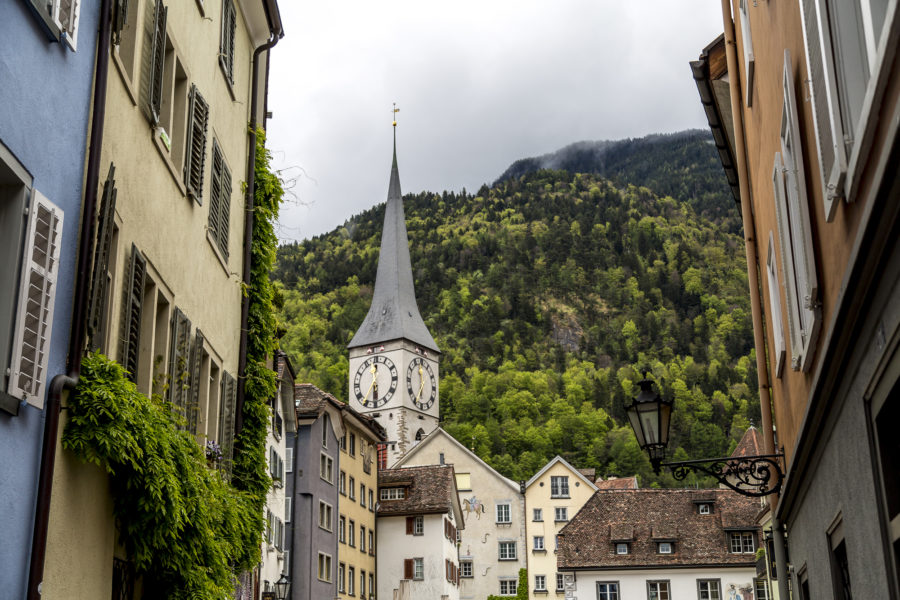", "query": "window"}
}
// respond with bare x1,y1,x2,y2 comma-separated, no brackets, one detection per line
369,489,374,511
349,476,356,499
648,581,670,600
500,579,518,595
183,84,209,203
698,579,721,600
551,475,570,498
535,575,547,592
285,497,291,523
361,483,366,507
320,453,333,483
829,521,853,600
340,470,346,495
360,525,366,552
207,139,232,261
456,472,472,491
322,415,329,447
658,542,673,554
368,529,374,555
799,0,888,216
285,448,293,473
738,0,755,106
146,0,167,124
414,515,424,535
698,502,712,515
555,535,560,551
616,543,629,555
755,578,771,600
460,560,473,578
348,566,355,595
597,582,620,600
403,557,424,580
338,562,346,593
556,573,564,592
348,520,355,547
219,0,236,85
730,532,755,554
765,233,788,379
0,154,63,412
360,570,366,597
369,573,375,596
773,50,821,373
339,515,346,543
85,164,118,357
499,541,517,560
349,432,356,456
381,487,405,500
533,508,543,521
318,501,332,531
496,503,512,524
340,430,347,451
317,552,332,582
26,0,83,50
555,507,568,522
534,536,545,551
